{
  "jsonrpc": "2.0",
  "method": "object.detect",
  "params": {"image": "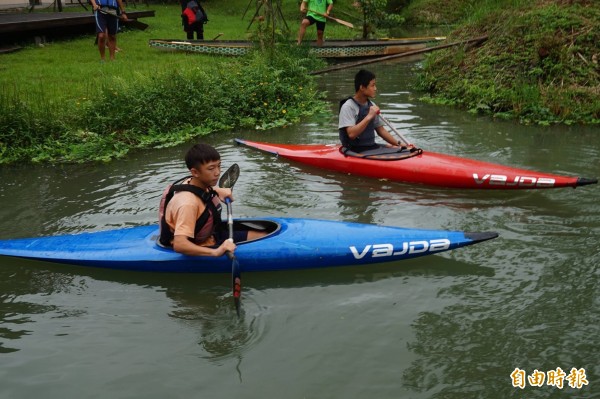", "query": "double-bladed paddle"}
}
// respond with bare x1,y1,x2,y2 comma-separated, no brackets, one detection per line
377,111,415,148
97,8,149,30
218,163,242,317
